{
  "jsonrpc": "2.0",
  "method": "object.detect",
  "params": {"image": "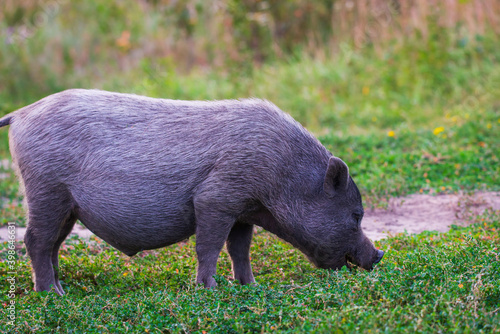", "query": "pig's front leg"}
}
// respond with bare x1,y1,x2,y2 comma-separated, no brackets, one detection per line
226,223,255,285
193,197,235,288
